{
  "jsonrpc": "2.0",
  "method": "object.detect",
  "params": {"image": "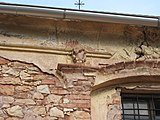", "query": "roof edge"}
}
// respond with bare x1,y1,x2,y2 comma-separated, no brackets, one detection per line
0,3,159,27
